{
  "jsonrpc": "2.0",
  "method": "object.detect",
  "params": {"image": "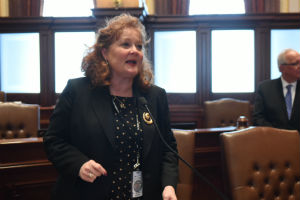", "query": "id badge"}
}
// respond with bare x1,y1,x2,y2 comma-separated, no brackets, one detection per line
131,170,143,198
